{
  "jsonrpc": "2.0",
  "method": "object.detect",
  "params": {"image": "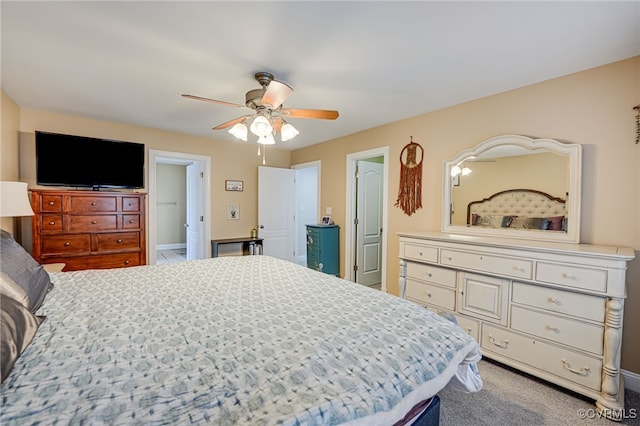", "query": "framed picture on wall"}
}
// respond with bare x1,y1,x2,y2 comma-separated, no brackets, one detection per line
227,203,239,220
225,180,243,191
